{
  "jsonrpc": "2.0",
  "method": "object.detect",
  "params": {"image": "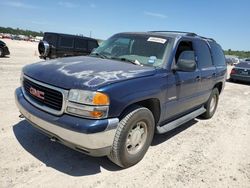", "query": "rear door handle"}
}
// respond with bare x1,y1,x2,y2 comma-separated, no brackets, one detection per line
196,76,201,81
